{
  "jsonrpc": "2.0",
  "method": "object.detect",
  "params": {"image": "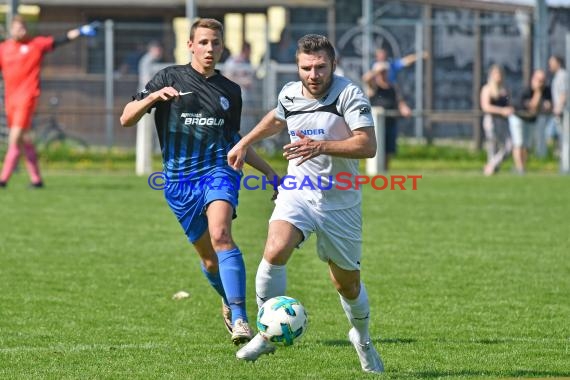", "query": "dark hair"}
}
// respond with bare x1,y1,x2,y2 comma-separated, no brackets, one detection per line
295,34,335,63
189,18,224,41
551,55,565,68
